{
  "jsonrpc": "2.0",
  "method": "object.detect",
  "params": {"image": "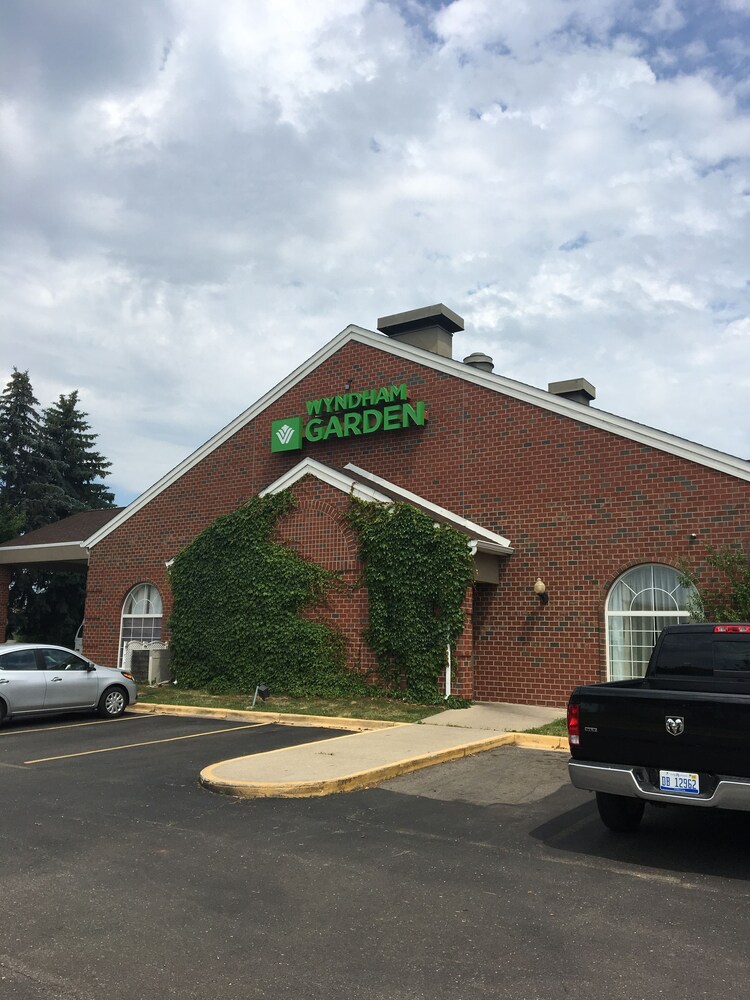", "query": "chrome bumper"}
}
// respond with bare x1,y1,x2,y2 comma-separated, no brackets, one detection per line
569,760,750,812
